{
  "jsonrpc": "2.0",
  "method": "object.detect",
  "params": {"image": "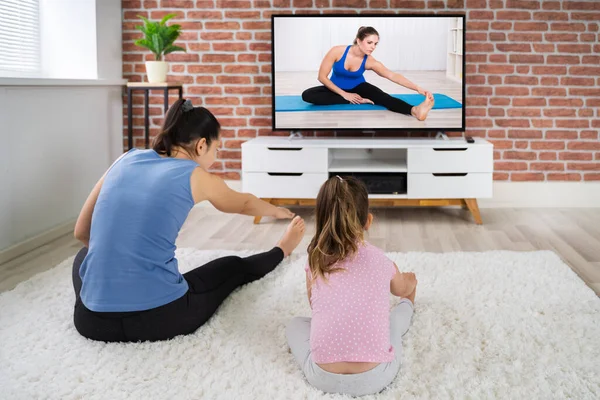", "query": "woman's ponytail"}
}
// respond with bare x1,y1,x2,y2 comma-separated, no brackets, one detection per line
151,98,220,157
353,26,379,45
